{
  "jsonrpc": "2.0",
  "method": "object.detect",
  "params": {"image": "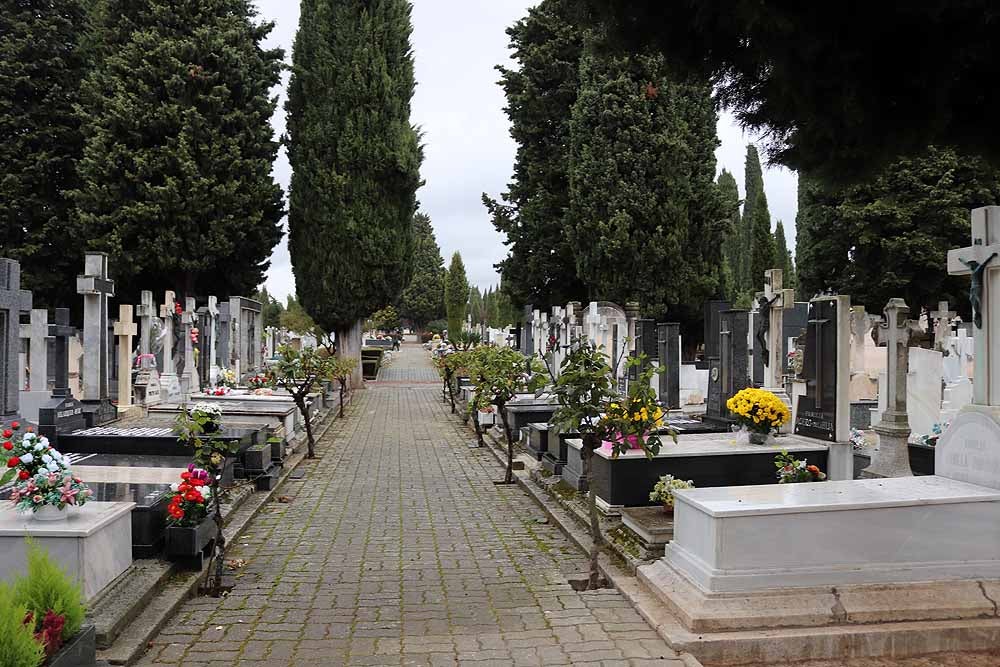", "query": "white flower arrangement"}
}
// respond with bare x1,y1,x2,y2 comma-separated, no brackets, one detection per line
649,474,695,507
189,402,223,419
